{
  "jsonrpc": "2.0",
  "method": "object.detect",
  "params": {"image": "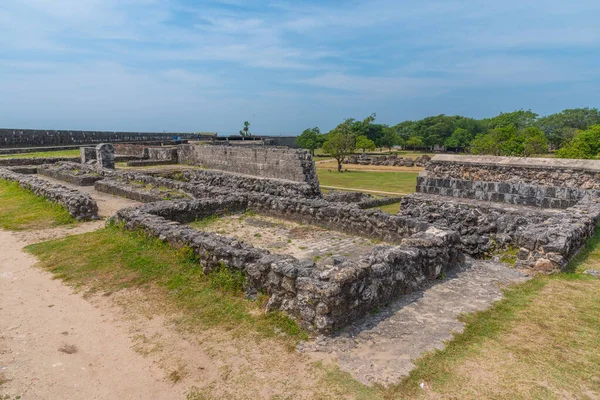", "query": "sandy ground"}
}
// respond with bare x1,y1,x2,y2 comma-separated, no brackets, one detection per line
0,226,343,400
0,229,181,399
